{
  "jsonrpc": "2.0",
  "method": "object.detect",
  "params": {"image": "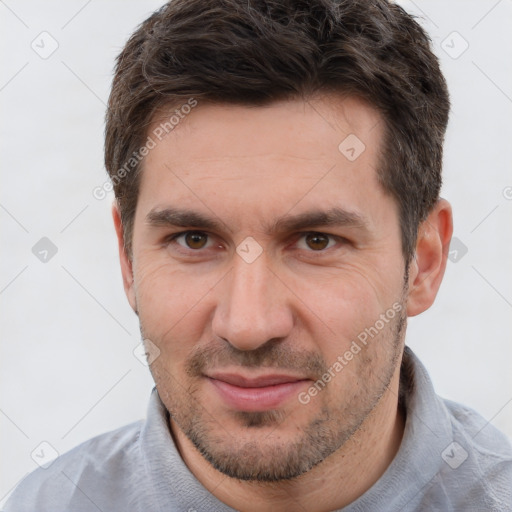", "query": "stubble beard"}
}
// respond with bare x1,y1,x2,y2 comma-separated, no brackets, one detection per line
144,302,407,482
